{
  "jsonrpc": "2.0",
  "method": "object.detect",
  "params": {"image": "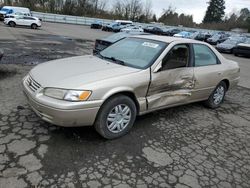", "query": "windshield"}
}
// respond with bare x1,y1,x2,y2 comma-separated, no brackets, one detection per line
99,38,167,69
1,8,9,12
1,8,12,14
